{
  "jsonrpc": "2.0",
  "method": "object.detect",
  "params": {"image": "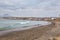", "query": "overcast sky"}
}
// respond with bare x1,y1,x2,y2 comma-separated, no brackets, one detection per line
0,0,60,17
